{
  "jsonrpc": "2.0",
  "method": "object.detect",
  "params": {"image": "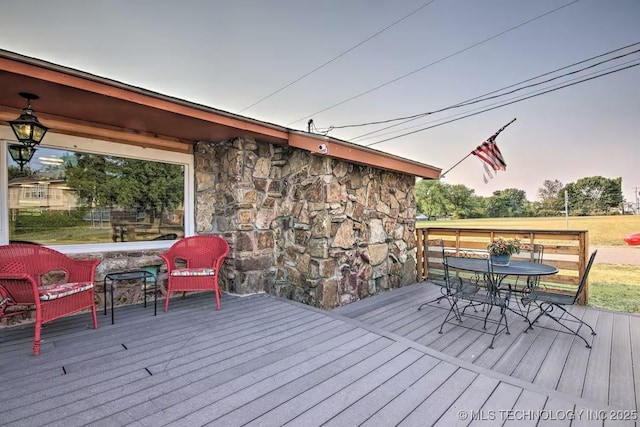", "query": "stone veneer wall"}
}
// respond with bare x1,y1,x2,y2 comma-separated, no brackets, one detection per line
195,137,417,309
